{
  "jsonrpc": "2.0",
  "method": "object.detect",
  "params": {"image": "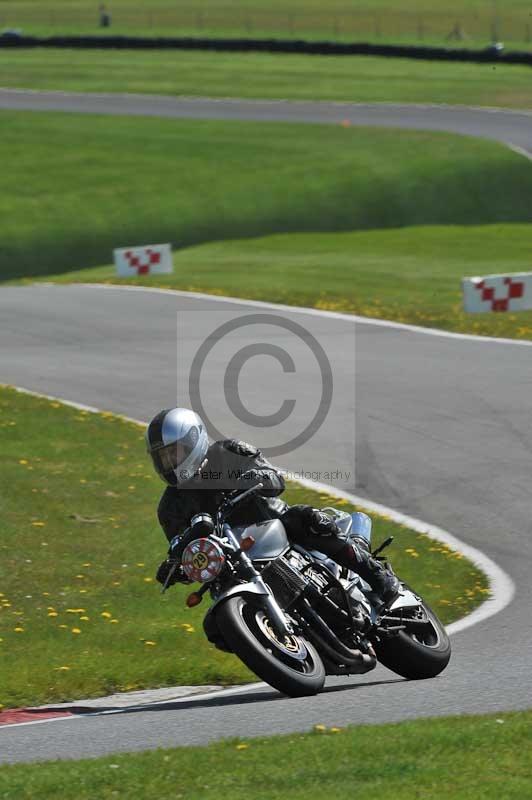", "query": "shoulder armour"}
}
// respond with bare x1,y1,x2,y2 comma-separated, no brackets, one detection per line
224,439,260,458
